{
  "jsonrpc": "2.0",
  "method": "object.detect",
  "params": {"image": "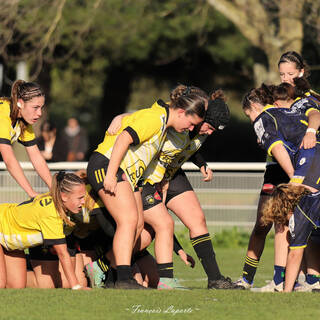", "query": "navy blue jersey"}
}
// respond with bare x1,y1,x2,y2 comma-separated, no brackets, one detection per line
289,191,320,249
305,91,320,110
253,106,320,160
290,95,319,115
